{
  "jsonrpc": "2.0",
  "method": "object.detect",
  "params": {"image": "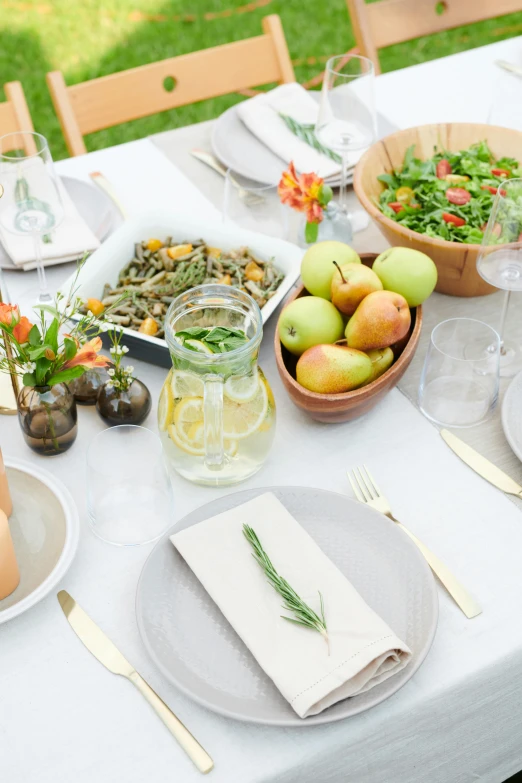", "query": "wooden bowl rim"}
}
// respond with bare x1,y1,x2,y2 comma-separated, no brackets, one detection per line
274,253,422,404
353,122,522,254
